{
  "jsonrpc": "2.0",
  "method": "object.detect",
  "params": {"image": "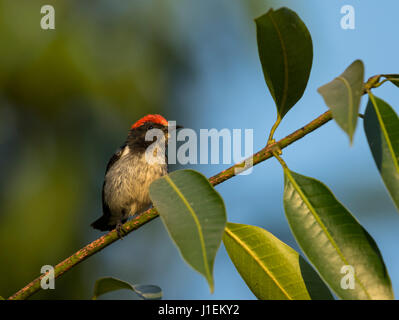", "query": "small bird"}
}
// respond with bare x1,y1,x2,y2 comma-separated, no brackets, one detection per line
91,114,179,236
